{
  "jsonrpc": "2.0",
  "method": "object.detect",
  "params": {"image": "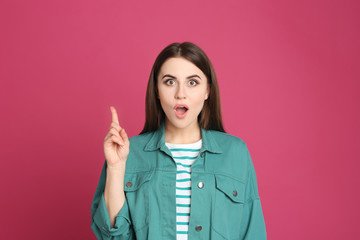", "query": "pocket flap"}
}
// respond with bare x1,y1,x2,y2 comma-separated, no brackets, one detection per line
124,171,153,192
215,174,245,203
